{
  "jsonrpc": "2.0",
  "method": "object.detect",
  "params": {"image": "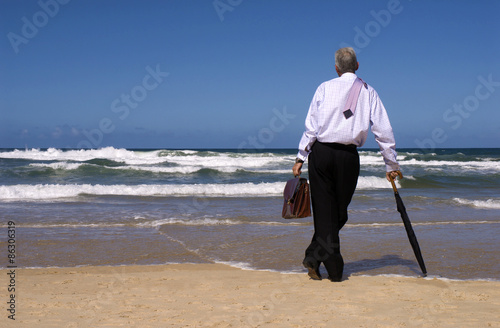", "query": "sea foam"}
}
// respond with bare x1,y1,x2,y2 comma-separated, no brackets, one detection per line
453,198,500,209
0,176,398,201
